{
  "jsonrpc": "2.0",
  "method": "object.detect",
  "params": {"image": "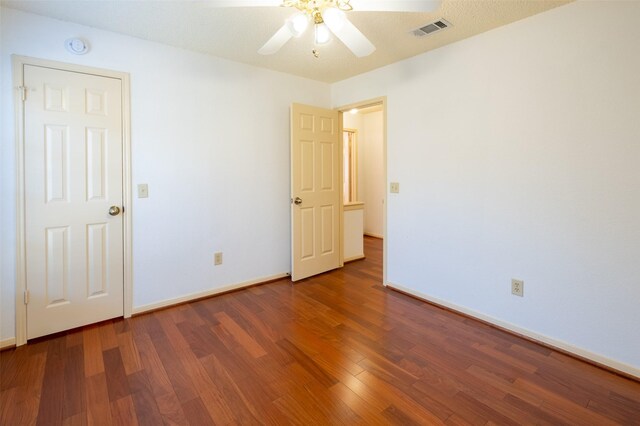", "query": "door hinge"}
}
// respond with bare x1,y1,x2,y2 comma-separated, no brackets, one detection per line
24,289,30,305
18,86,28,102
